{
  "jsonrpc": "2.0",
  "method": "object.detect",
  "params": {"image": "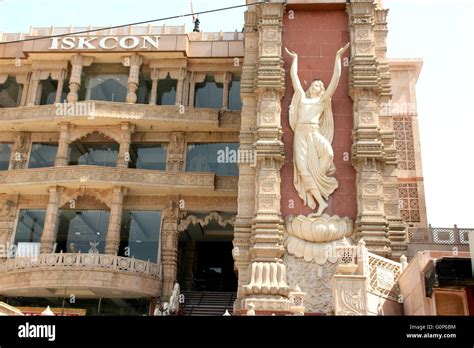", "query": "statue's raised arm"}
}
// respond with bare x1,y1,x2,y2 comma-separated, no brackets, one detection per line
323,42,350,102
285,47,304,96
